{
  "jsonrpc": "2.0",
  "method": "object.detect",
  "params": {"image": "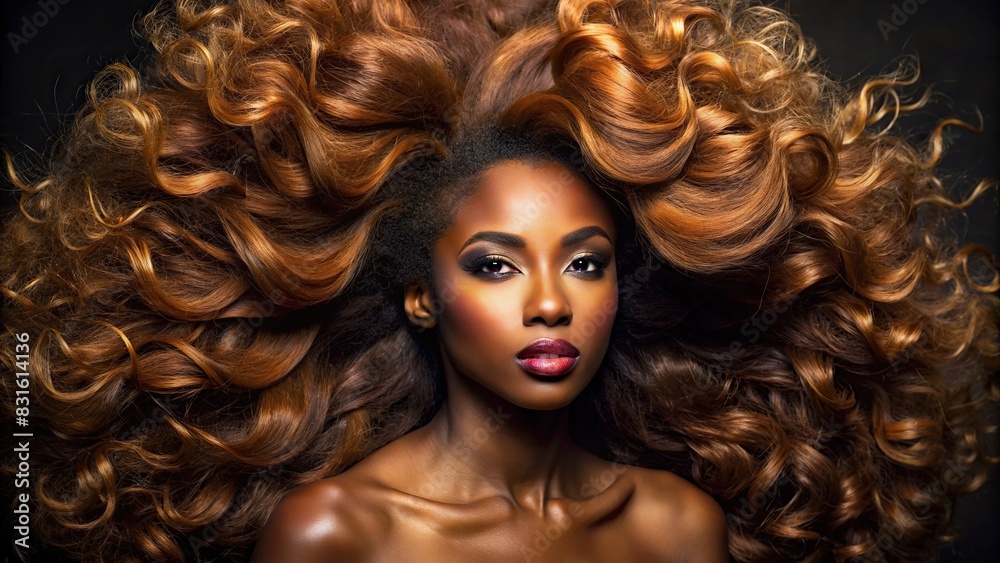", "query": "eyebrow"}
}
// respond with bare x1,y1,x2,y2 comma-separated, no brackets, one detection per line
560,226,613,248
458,226,613,253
